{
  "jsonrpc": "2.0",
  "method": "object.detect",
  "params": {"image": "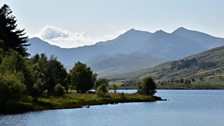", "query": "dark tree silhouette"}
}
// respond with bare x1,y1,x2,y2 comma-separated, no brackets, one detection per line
0,4,29,56
70,62,97,93
138,76,157,95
